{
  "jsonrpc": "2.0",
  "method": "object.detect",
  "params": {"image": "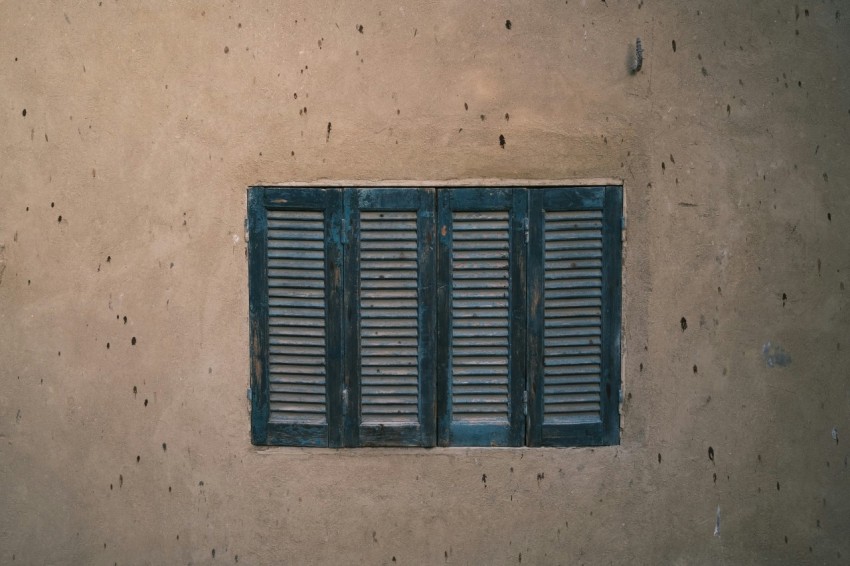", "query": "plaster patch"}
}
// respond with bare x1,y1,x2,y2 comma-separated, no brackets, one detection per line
762,341,791,368
714,506,721,537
